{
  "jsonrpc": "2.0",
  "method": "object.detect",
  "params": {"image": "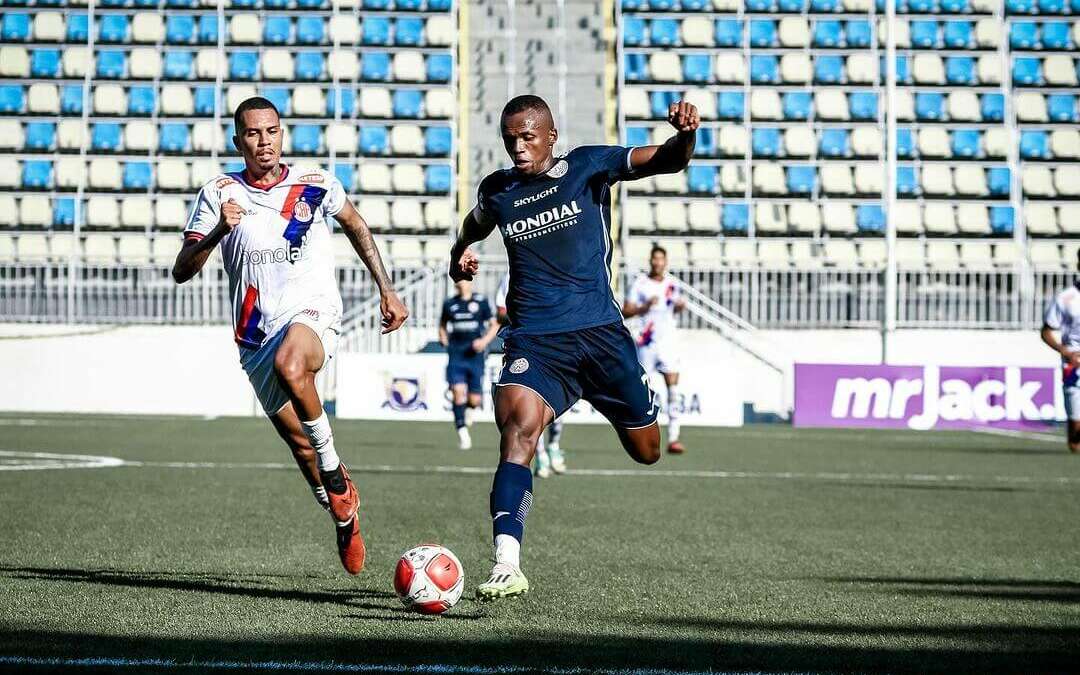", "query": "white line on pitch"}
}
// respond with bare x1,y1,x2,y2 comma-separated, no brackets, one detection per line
971,427,1064,444
0,450,126,472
